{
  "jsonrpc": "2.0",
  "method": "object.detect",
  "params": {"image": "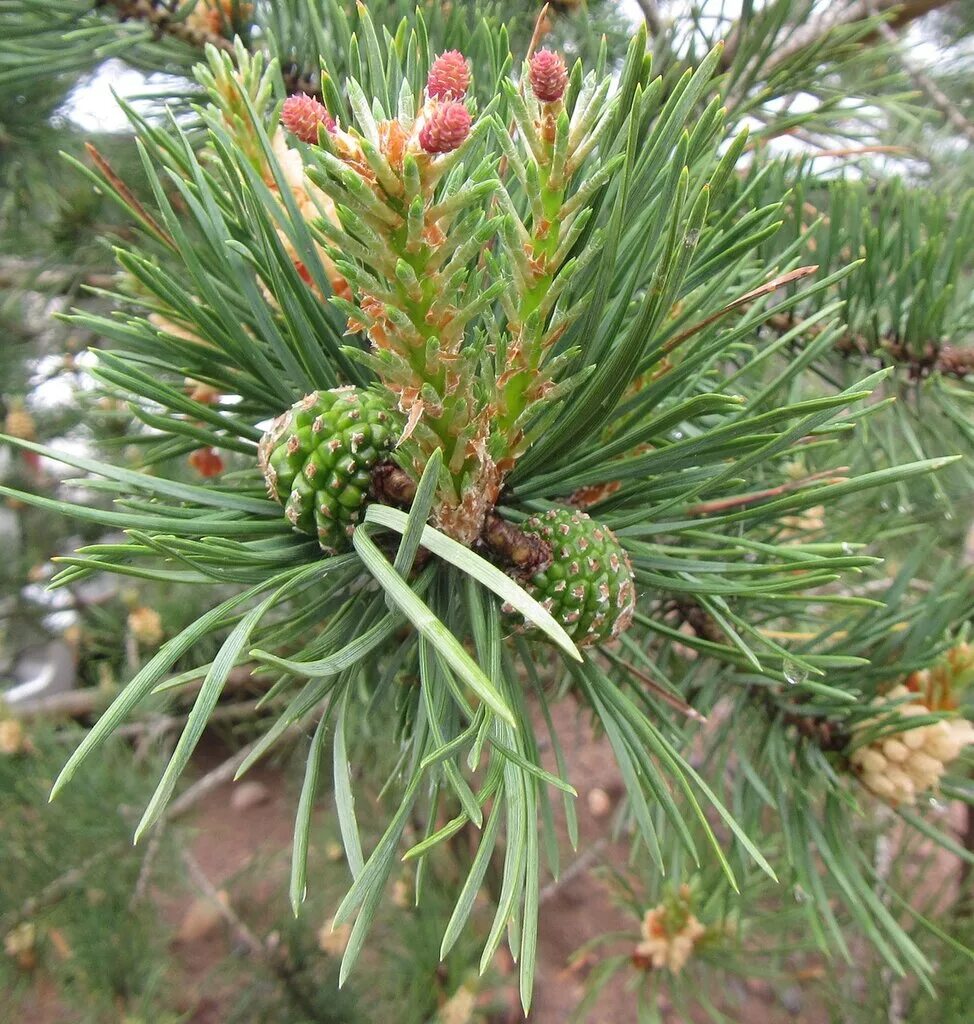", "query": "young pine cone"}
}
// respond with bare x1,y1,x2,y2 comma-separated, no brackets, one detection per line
849,685,974,805
258,388,401,554
505,508,636,647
